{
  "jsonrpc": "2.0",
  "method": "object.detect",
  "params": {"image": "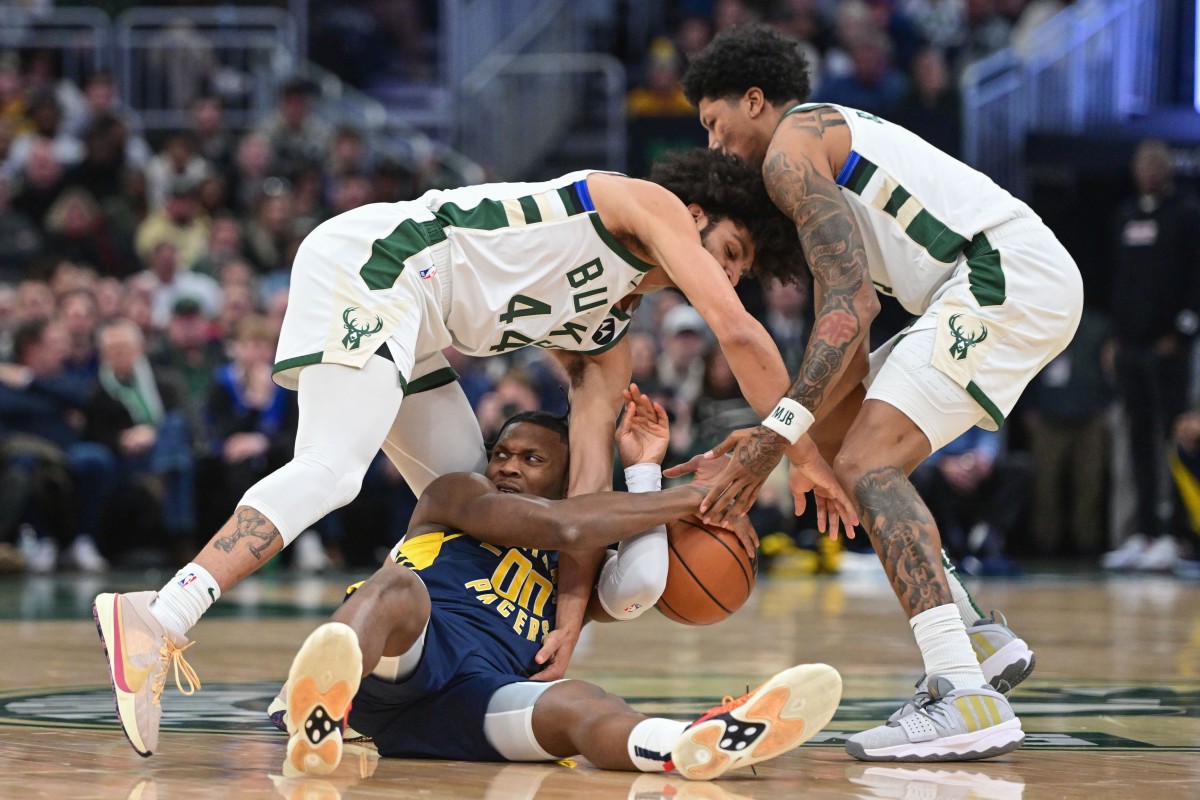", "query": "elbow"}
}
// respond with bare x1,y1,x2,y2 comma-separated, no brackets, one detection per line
554,521,584,550
859,291,881,325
